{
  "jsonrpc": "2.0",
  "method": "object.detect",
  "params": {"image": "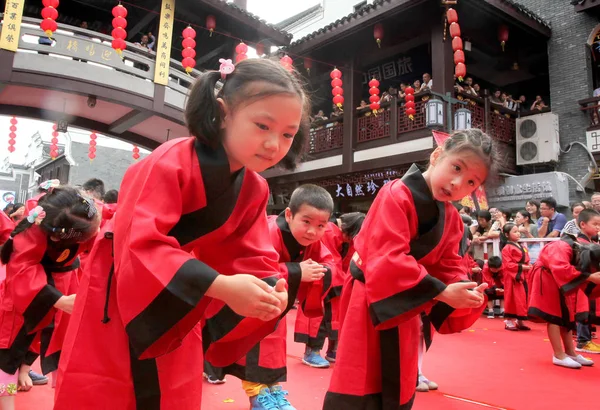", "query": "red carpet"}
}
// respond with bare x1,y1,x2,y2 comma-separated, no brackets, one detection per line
17,312,598,409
